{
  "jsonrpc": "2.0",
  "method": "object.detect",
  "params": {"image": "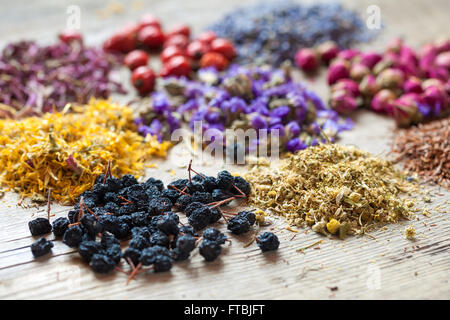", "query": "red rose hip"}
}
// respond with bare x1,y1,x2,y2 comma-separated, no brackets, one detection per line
138,26,165,49
160,45,187,63
166,24,190,38
124,50,149,70
200,52,229,71
131,66,156,95
187,40,210,60
160,56,191,77
210,38,236,60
